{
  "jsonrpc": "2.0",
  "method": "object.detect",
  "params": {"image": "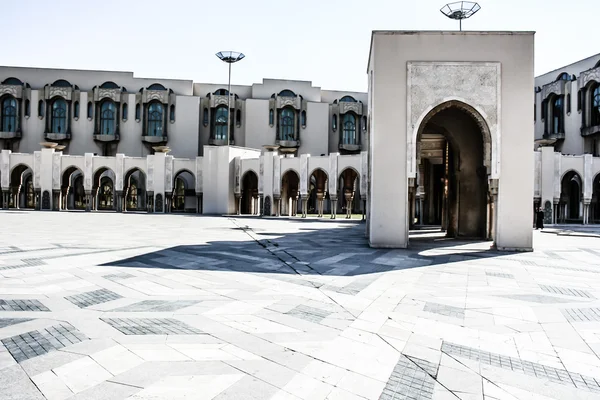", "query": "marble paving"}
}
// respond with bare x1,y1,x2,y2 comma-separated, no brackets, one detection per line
1,211,600,399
